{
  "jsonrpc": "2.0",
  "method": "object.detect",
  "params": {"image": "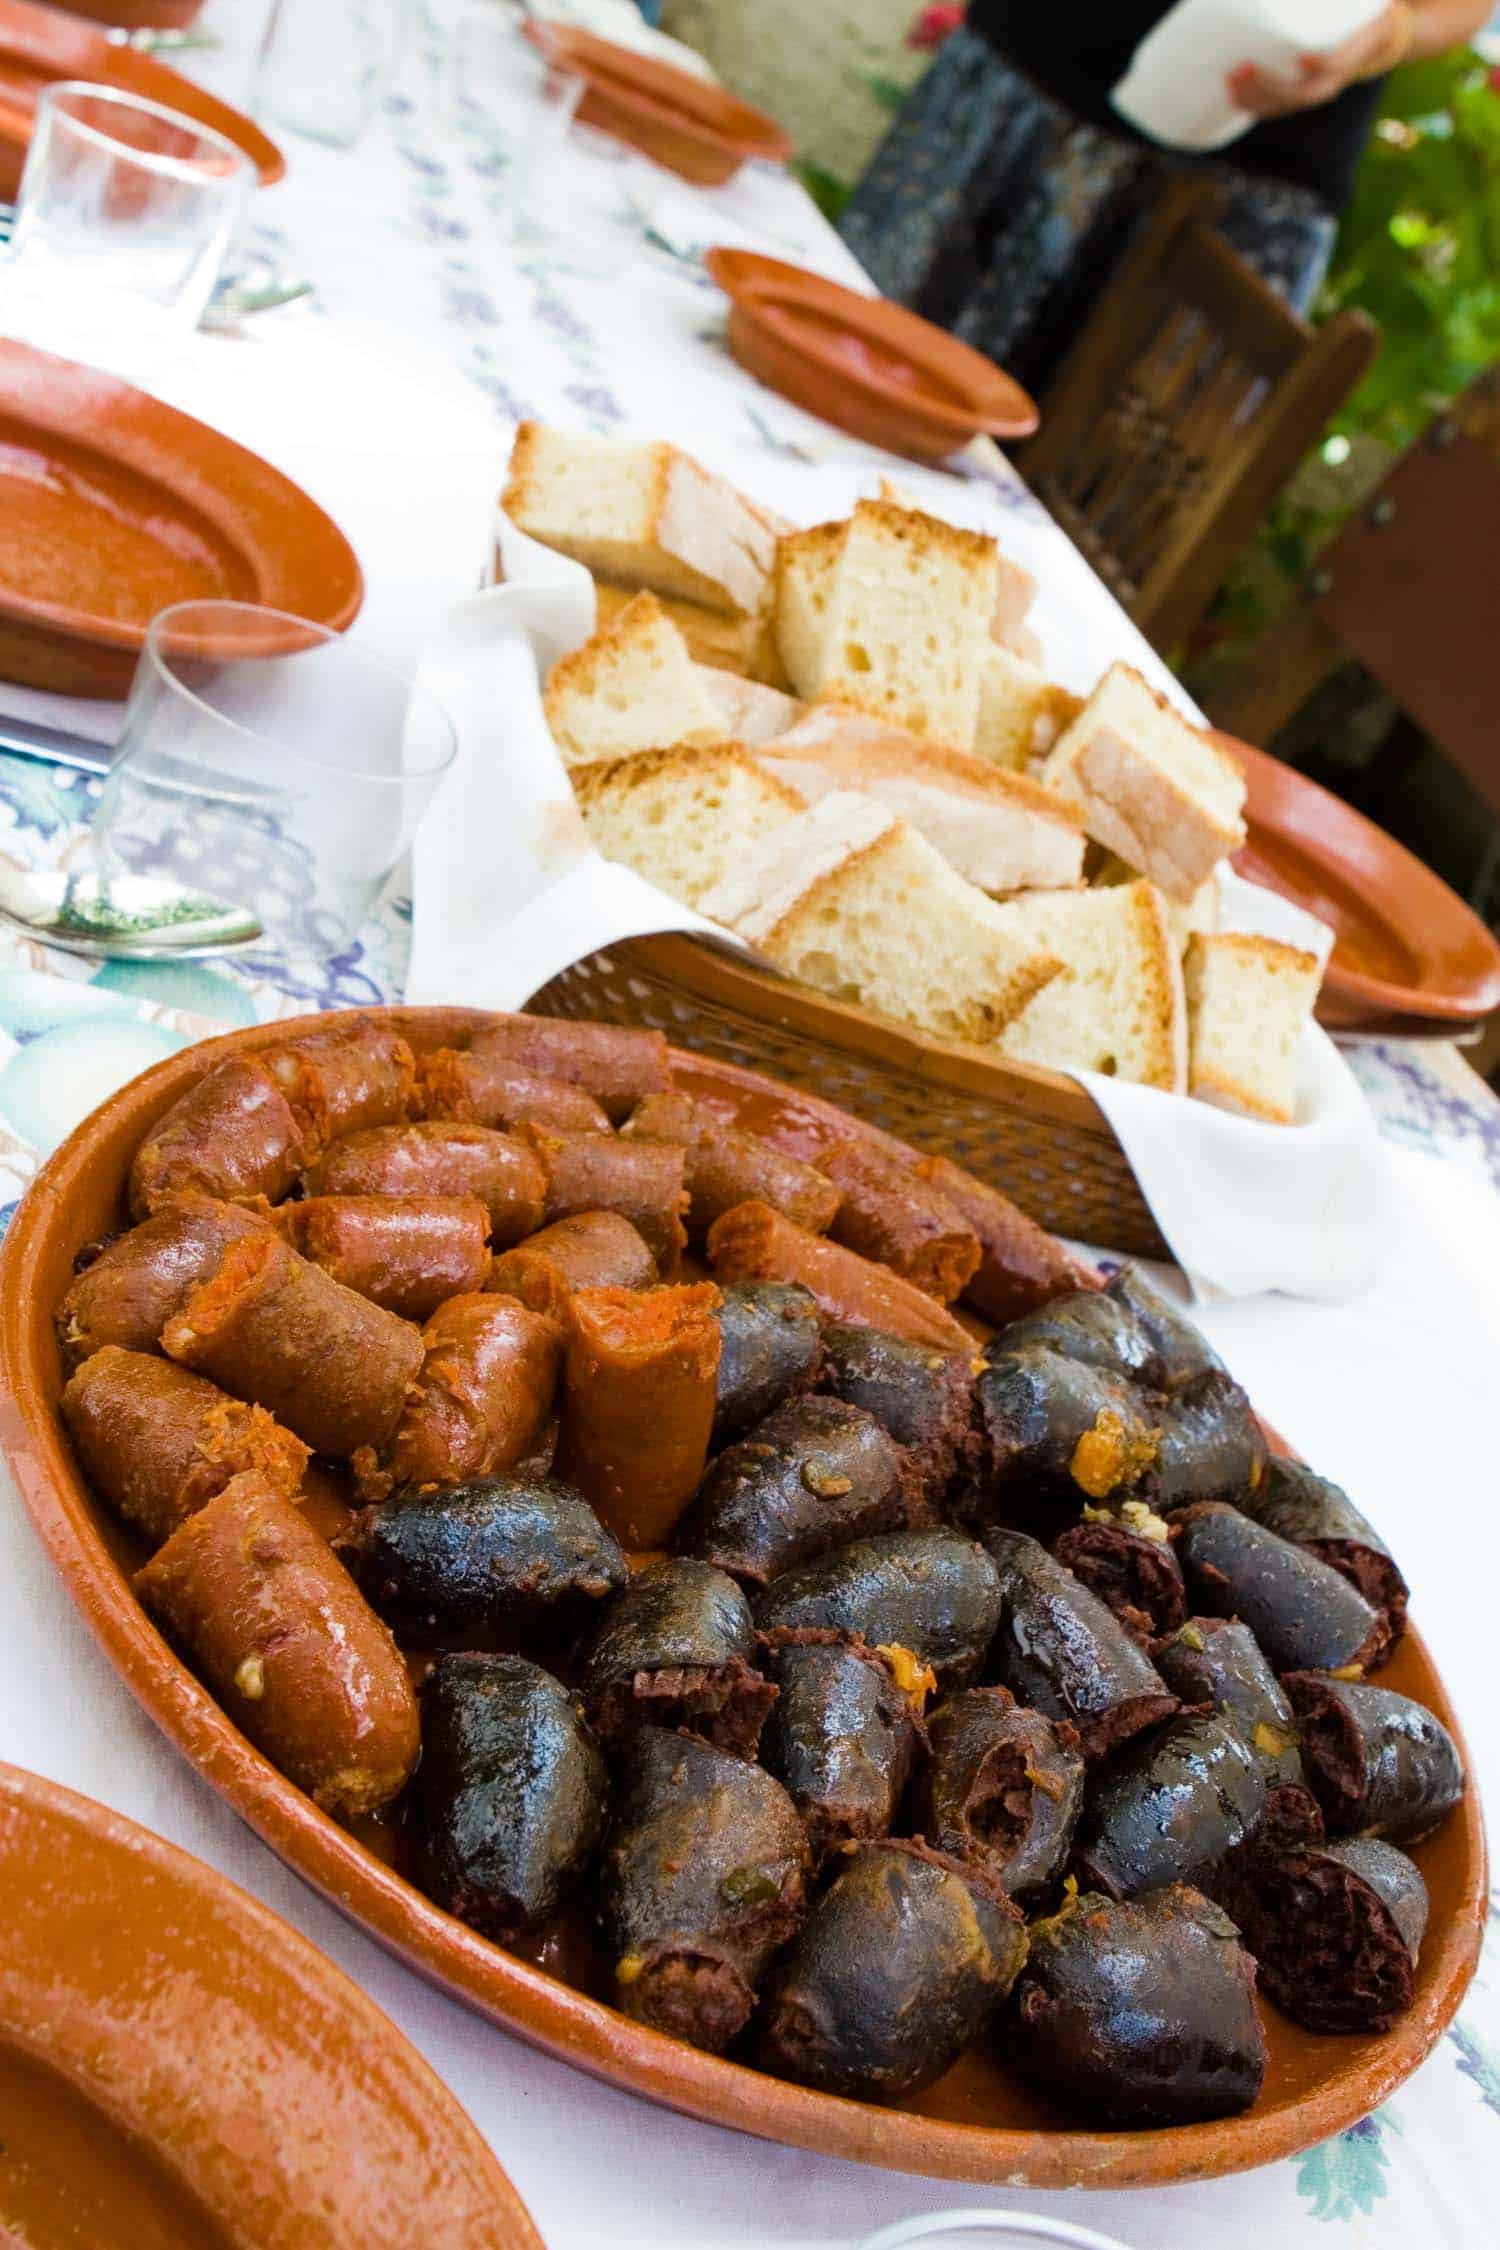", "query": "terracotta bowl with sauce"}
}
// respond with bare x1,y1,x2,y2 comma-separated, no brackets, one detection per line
0,1009,1485,2190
